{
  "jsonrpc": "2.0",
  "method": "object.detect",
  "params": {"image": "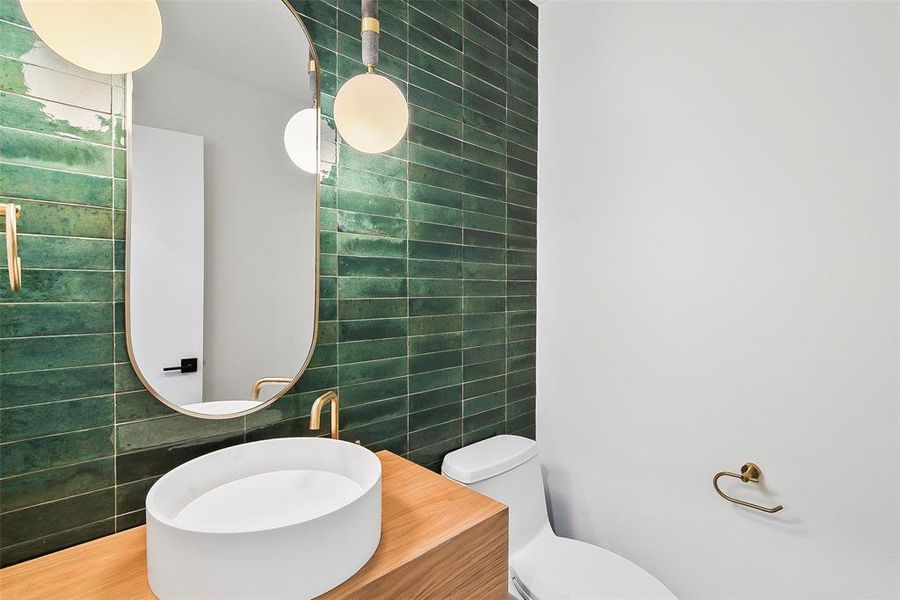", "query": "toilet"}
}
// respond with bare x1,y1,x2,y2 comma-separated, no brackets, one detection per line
442,435,675,600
